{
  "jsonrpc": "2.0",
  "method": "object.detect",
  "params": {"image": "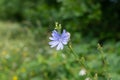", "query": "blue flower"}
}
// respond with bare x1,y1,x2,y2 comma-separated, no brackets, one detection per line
49,29,70,50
